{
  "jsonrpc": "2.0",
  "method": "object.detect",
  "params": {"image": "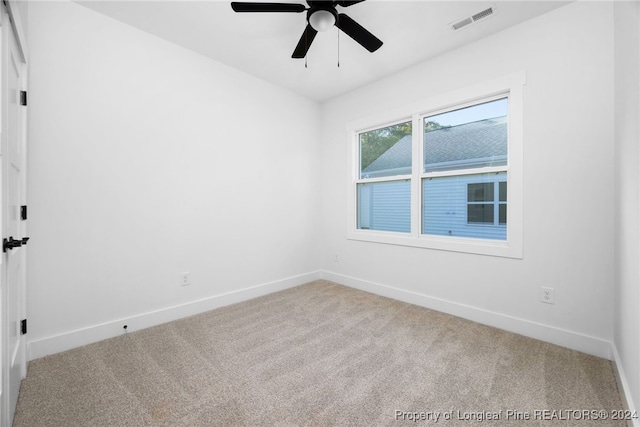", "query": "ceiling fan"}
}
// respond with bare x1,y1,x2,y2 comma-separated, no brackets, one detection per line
230,1,383,59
